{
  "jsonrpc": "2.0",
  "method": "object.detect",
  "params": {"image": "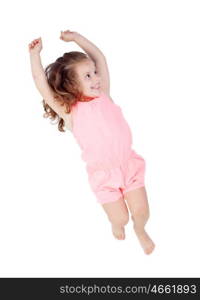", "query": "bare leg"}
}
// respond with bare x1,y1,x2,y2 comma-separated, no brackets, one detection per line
124,186,155,254
101,197,129,240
